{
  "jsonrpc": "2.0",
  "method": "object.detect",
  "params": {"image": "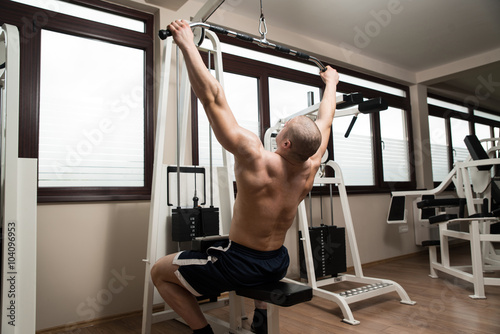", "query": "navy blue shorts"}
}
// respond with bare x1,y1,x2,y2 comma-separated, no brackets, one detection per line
173,240,289,297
